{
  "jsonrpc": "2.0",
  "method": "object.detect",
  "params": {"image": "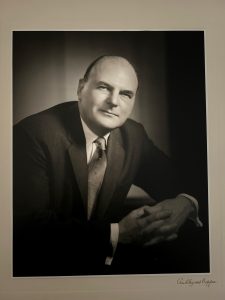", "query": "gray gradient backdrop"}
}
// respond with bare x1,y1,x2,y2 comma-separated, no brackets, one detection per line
13,31,170,154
